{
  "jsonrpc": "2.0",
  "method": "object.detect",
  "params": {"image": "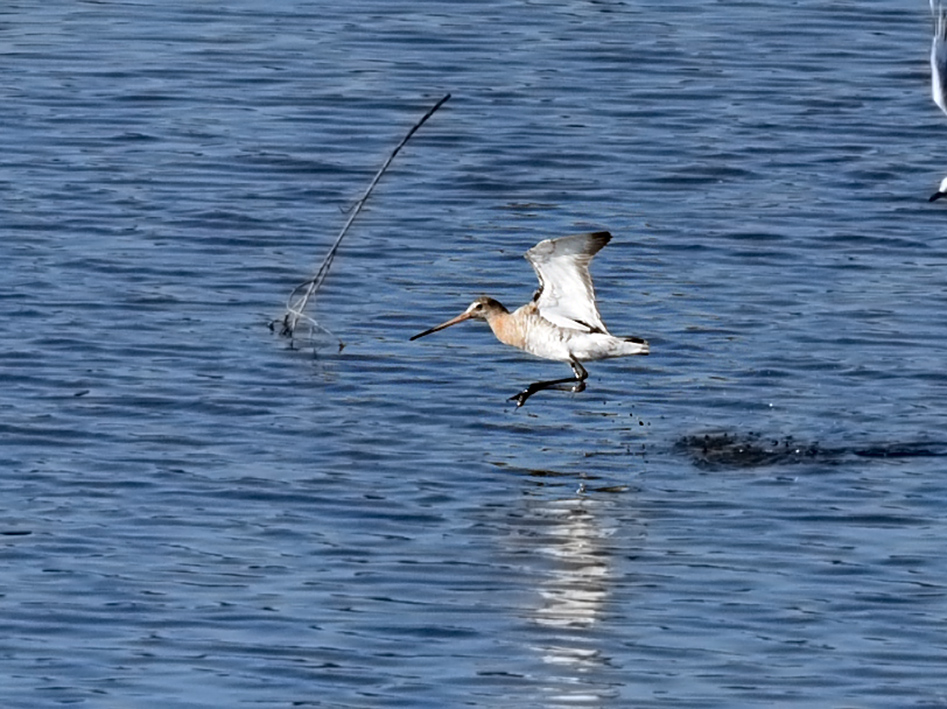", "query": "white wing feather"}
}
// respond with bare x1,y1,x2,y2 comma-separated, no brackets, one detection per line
525,232,611,334
934,6,947,115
